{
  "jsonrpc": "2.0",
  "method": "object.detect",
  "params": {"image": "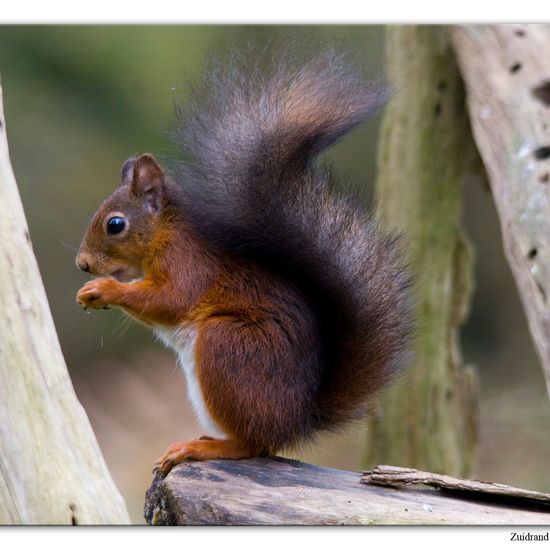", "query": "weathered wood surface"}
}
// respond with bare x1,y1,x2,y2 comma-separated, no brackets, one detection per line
363,465,550,506
0,81,130,524
452,24,550,399
365,25,478,476
144,458,550,525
